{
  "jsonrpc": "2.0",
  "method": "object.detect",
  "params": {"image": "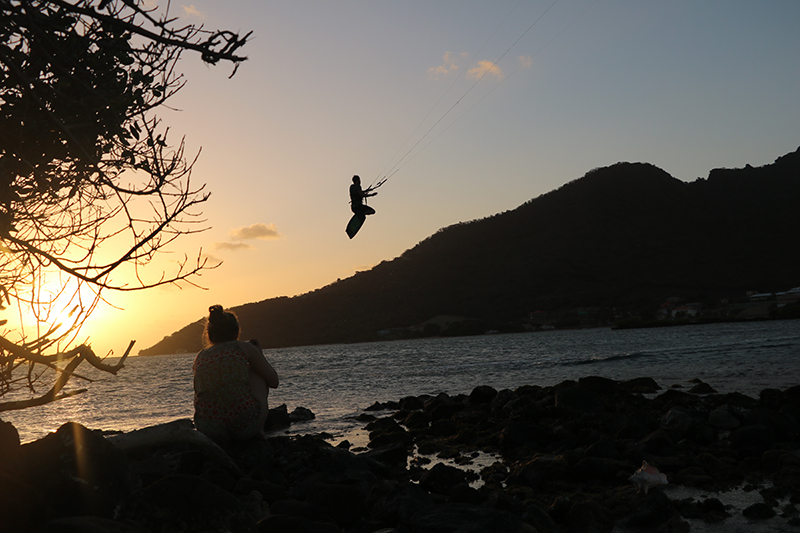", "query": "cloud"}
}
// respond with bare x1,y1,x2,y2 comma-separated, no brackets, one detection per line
229,223,282,241
214,242,253,251
466,60,504,80
182,4,206,18
428,52,467,79
518,55,533,69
